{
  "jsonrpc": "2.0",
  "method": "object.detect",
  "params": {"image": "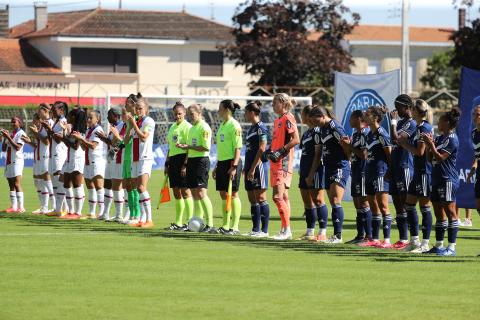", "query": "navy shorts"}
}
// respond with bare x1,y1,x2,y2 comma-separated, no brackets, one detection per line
299,166,325,190
168,154,188,188
407,172,431,198
325,166,350,190
351,174,366,197
389,166,412,195
431,180,458,202
365,176,389,195
244,162,269,191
